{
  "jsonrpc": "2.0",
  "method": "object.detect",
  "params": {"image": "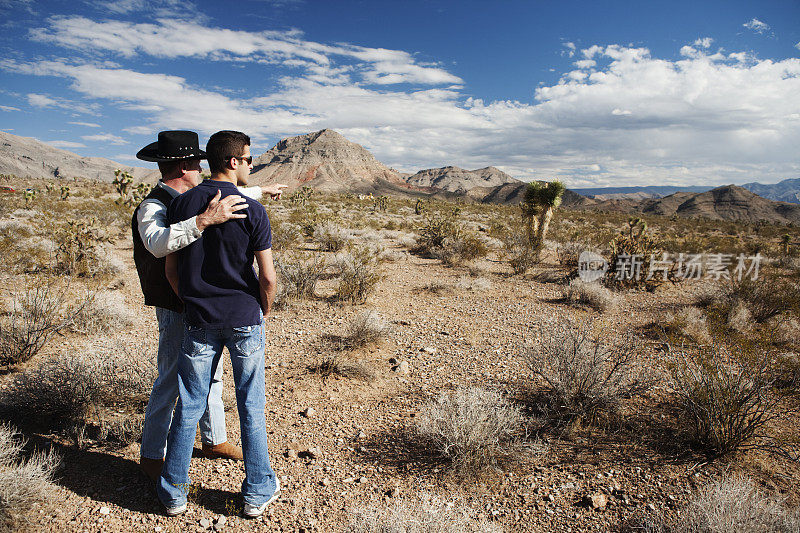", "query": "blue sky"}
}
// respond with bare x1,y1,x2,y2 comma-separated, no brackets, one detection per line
0,0,798,187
